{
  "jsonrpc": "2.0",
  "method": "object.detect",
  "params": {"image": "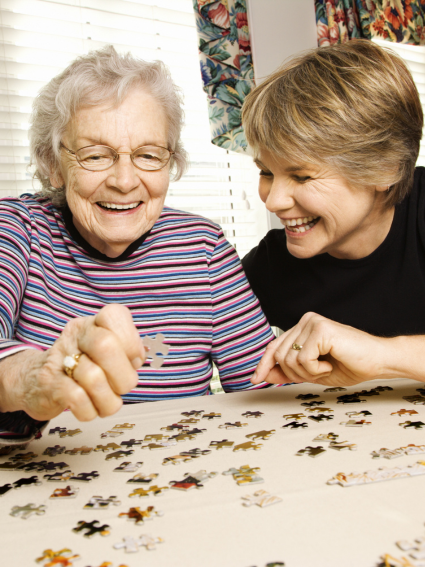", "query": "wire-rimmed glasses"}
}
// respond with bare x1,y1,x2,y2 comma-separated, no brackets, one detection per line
60,142,174,172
